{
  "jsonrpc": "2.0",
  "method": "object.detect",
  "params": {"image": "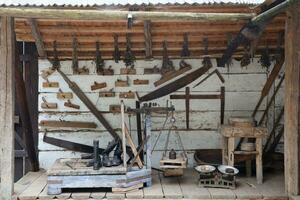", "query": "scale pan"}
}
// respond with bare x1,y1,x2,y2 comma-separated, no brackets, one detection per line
195,165,216,173
218,165,239,175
